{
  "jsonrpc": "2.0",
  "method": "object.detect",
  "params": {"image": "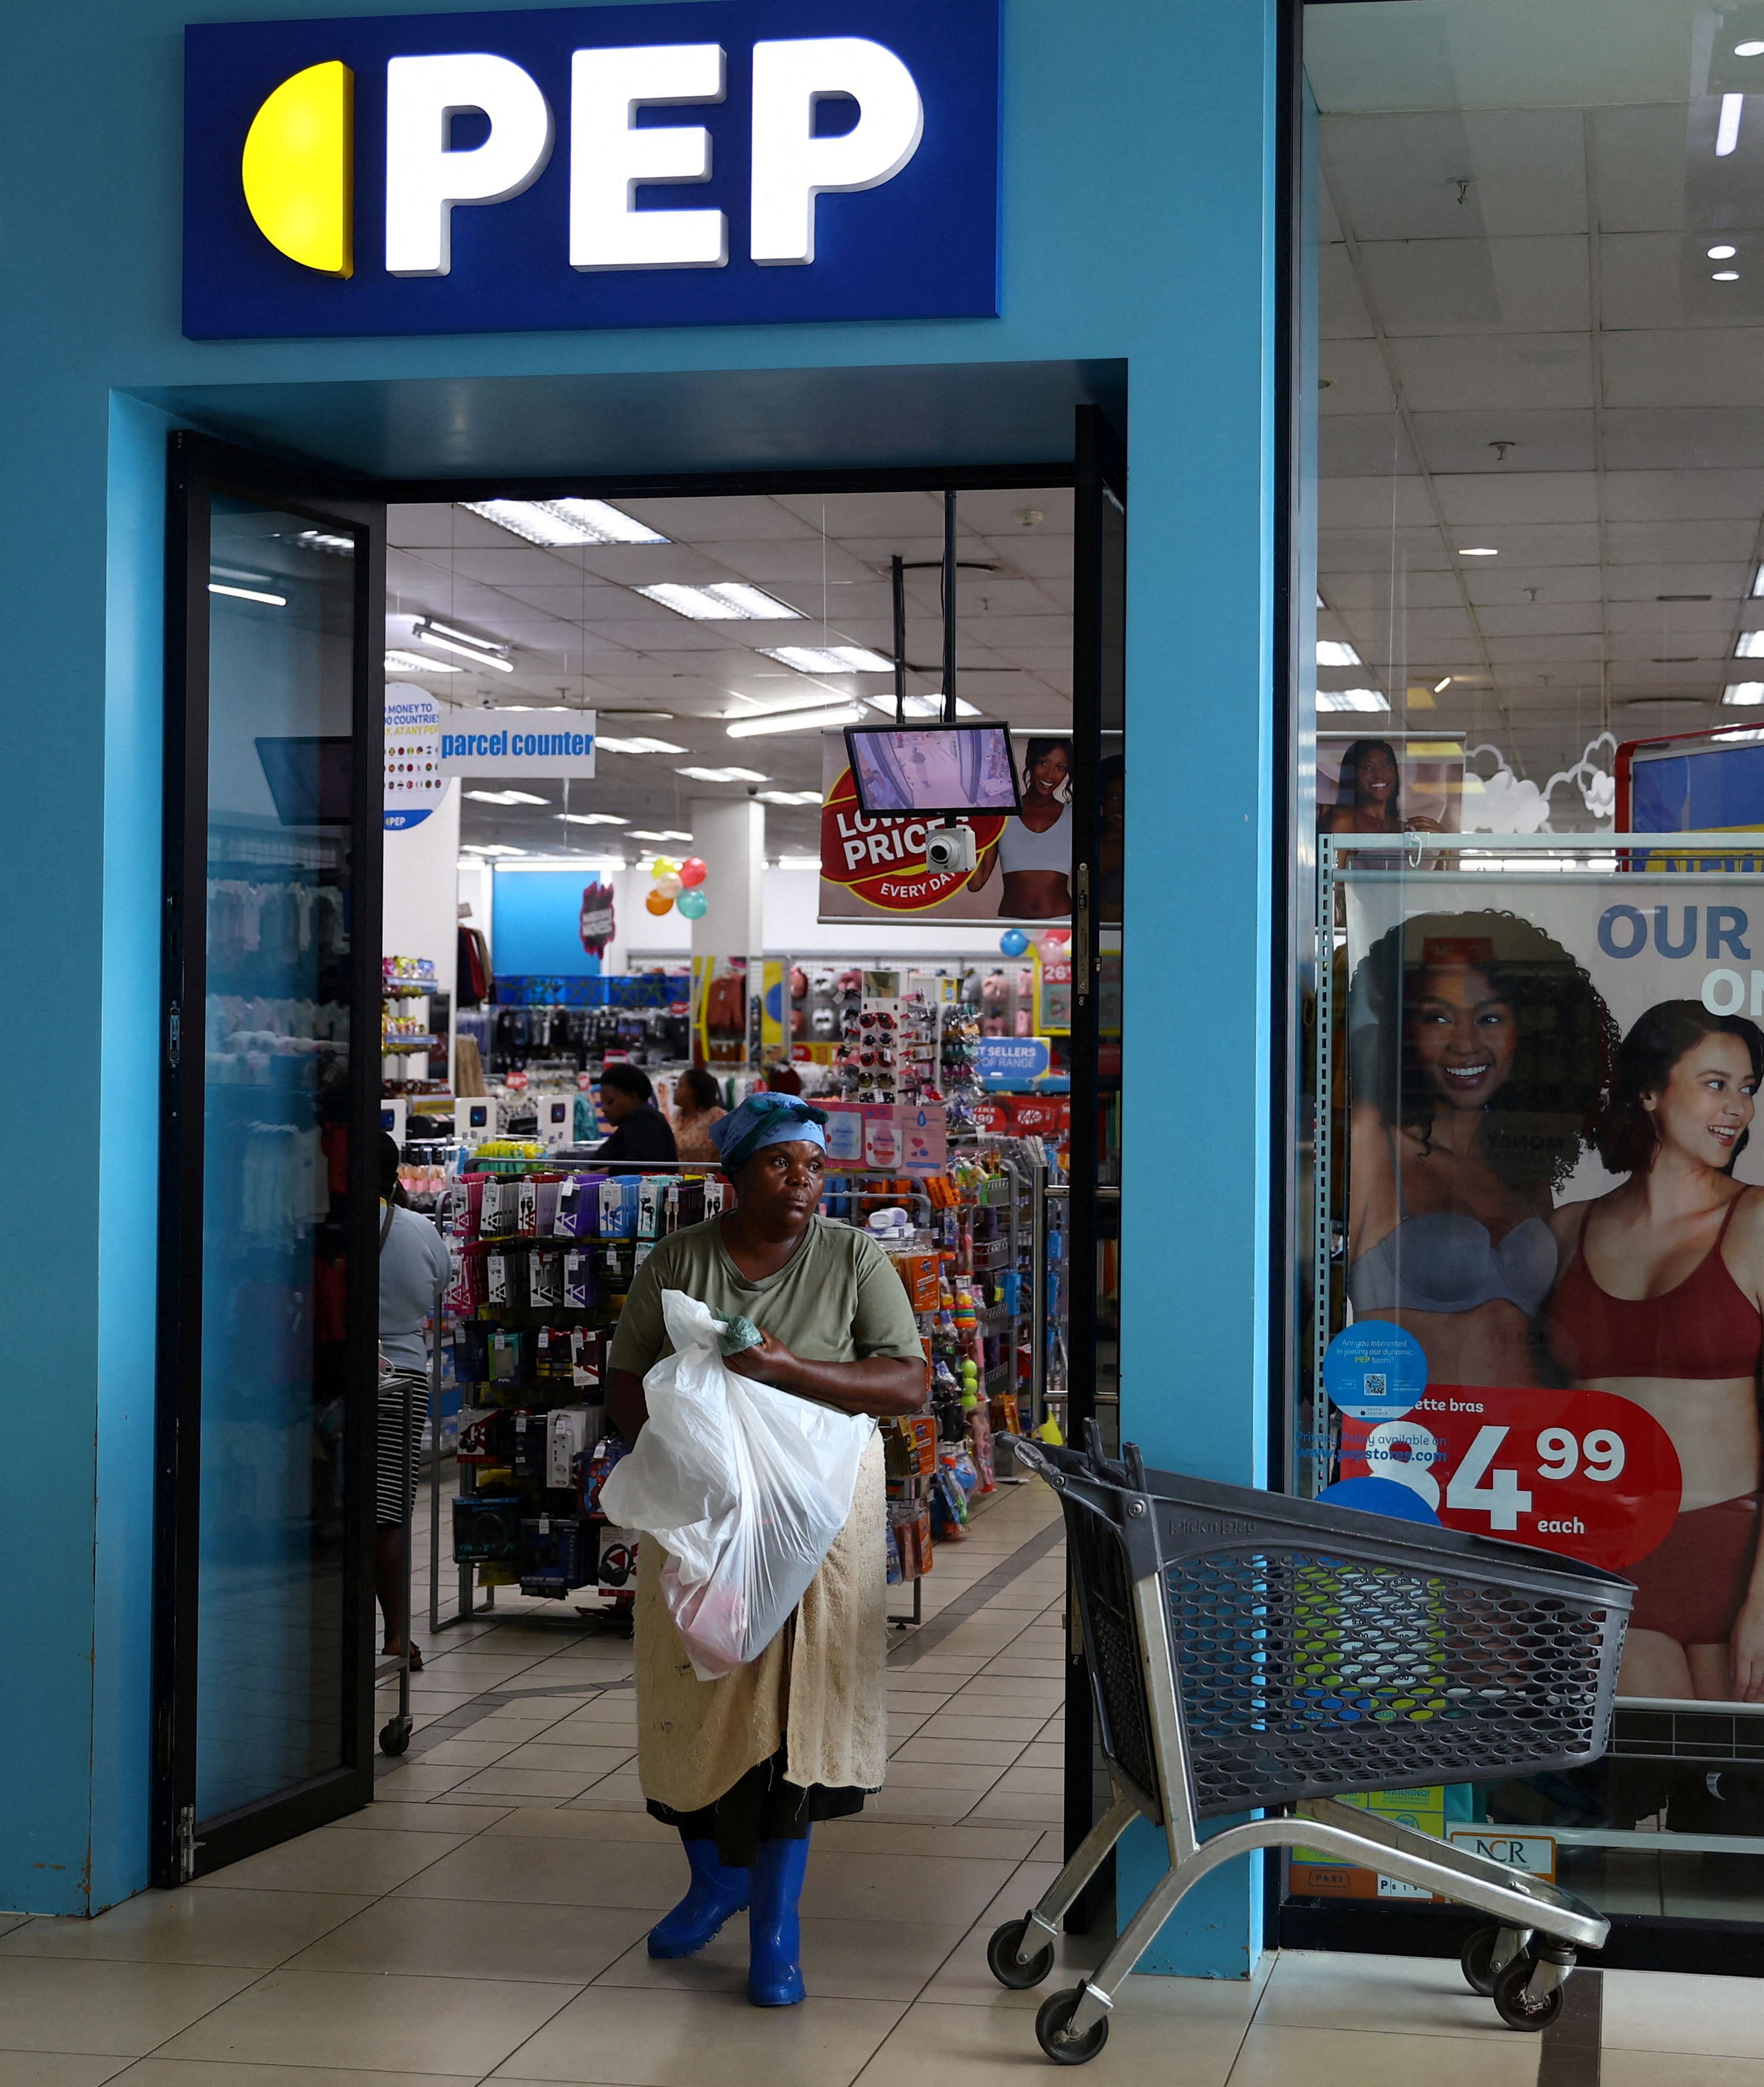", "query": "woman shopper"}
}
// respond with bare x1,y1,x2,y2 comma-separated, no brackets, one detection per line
1547,1002,1764,1702
604,1091,928,2005
595,1060,679,1165
670,1065,726,1161
376,1134,448,1668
